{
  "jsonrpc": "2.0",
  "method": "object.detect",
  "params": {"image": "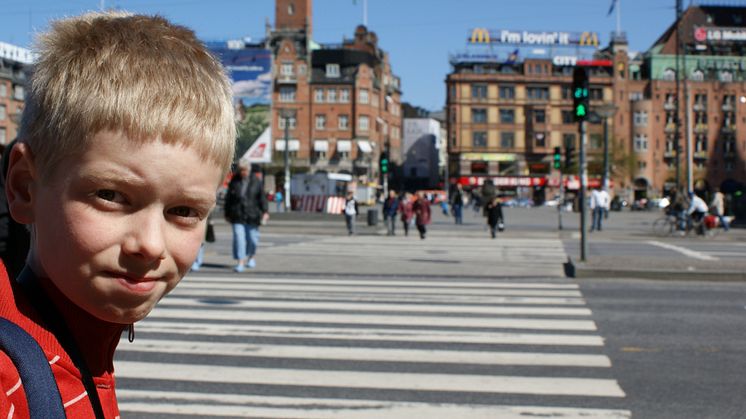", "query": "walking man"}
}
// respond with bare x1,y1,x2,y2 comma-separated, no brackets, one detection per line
382,190,399,235
451,184,465,224
344,191,358,235
224,160,269,272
